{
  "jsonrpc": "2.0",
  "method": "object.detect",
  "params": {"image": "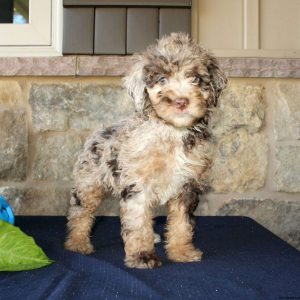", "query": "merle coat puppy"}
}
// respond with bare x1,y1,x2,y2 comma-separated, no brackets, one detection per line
65,33,227,269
